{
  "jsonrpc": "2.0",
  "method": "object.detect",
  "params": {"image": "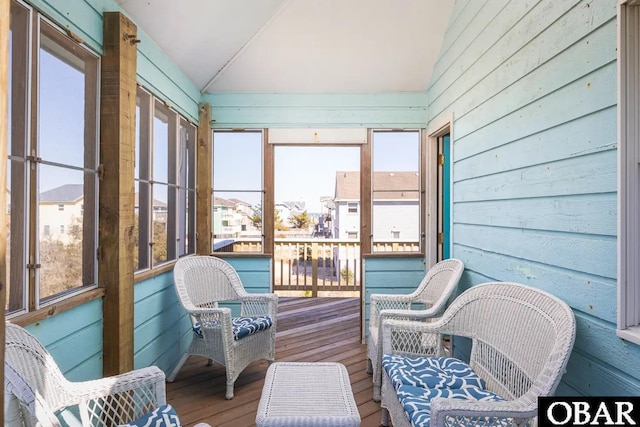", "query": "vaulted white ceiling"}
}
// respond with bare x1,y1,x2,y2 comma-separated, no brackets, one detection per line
115,0,454,94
